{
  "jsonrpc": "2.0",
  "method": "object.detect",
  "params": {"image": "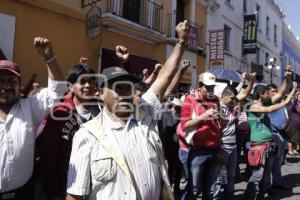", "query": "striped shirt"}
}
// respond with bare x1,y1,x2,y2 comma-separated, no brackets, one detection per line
67,89,162,200
220,104,238,149
0,79,67,192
